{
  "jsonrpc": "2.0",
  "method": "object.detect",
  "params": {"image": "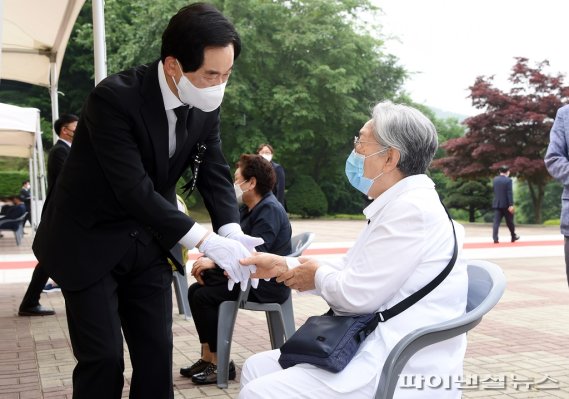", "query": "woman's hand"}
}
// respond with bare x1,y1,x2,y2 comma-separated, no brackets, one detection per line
276,258,318,291
191,256,216,285
240,252,287,279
